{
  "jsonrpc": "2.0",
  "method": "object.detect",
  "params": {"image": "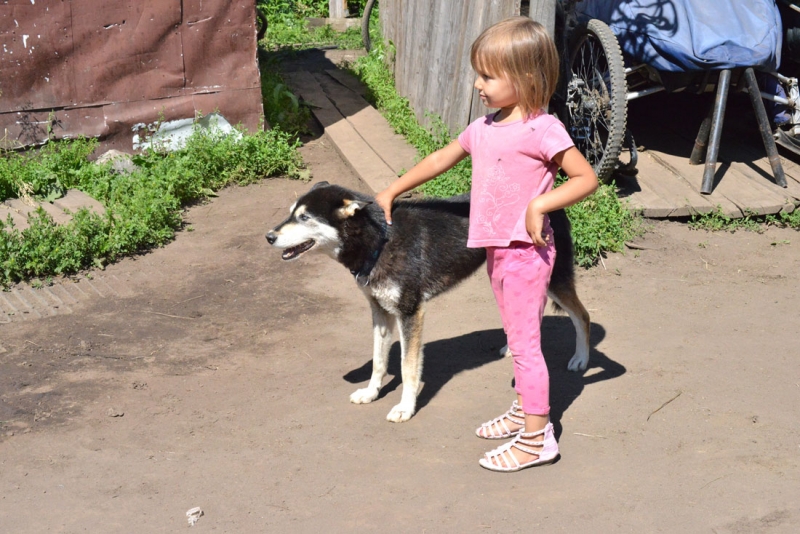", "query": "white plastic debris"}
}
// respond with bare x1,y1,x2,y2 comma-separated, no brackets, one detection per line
132,112,241,152
186,507,203,527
